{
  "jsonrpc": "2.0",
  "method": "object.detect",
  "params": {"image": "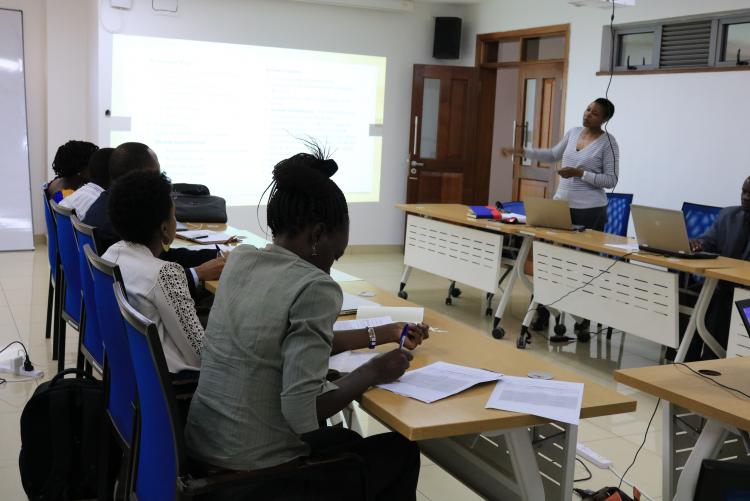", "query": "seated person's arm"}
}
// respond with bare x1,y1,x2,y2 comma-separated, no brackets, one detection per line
331,322,429,355
154,262,205,359
280,281,412,432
